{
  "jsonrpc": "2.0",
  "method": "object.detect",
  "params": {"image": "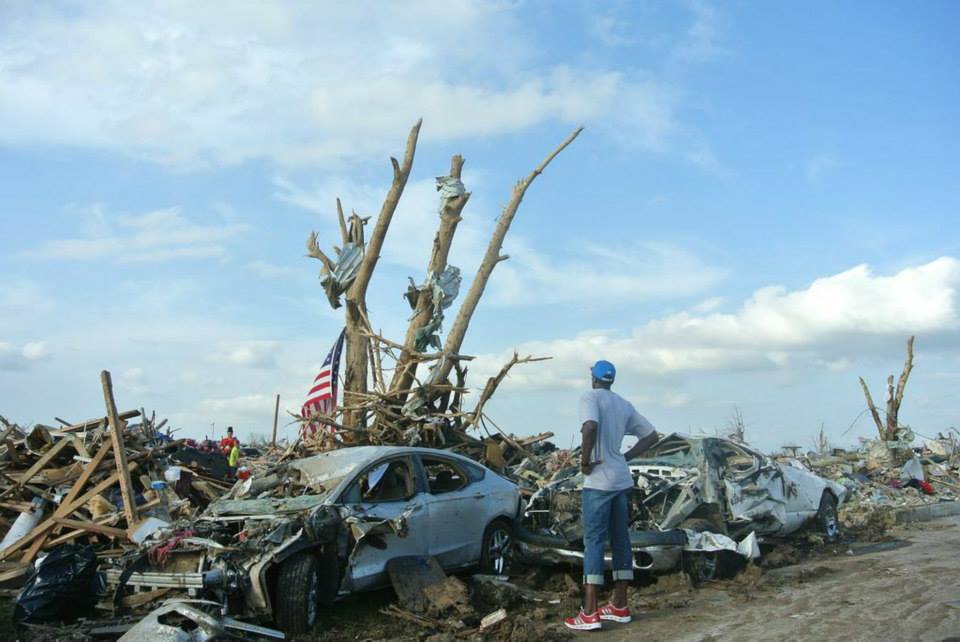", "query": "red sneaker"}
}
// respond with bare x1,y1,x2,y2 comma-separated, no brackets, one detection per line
564,609,602,631
598,602,631,623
